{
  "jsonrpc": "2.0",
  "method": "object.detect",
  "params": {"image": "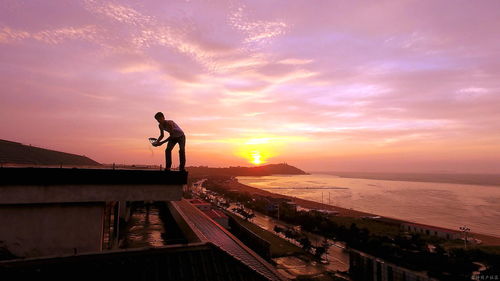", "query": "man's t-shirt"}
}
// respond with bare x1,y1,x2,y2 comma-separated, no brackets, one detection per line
161,120,184,138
